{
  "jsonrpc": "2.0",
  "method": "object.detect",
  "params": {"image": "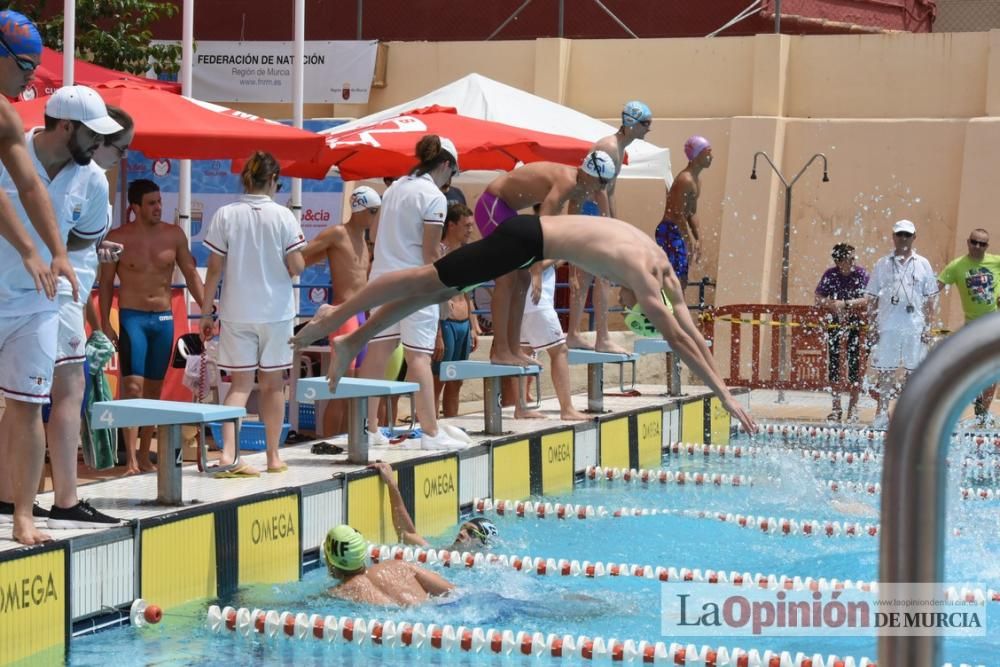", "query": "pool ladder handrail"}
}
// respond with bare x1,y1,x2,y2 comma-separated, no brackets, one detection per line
879,311,1000,666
